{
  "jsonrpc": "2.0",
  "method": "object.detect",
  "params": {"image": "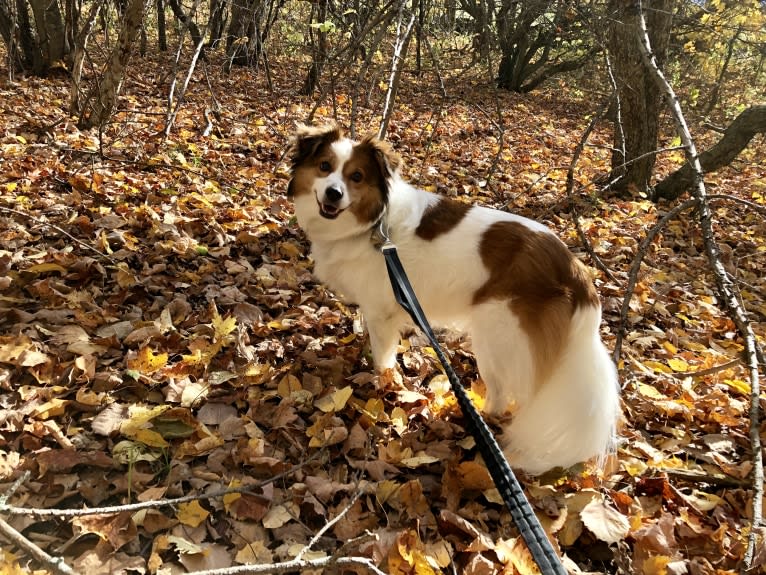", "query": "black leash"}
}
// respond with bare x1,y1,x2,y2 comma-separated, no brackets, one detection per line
380,242,568,575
